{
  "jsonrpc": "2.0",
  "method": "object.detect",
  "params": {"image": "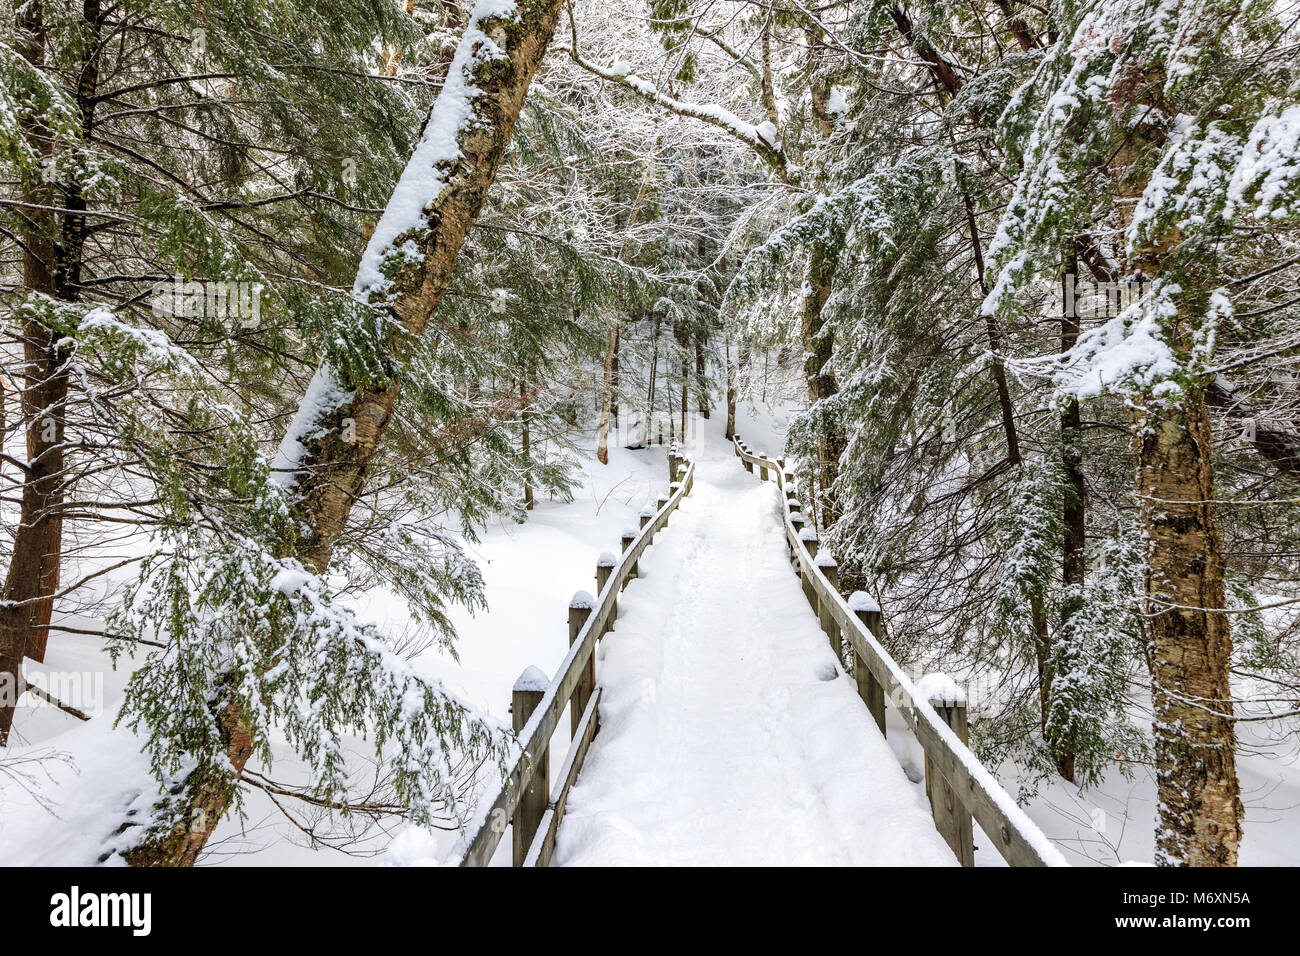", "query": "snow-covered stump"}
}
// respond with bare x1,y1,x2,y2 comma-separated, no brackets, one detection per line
596,552,618,631
621,529,637,582
921,677,974,867
815,552,840,661
799,528,819,608
569,592,595,737
512,666,550,867
849,592,887,735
